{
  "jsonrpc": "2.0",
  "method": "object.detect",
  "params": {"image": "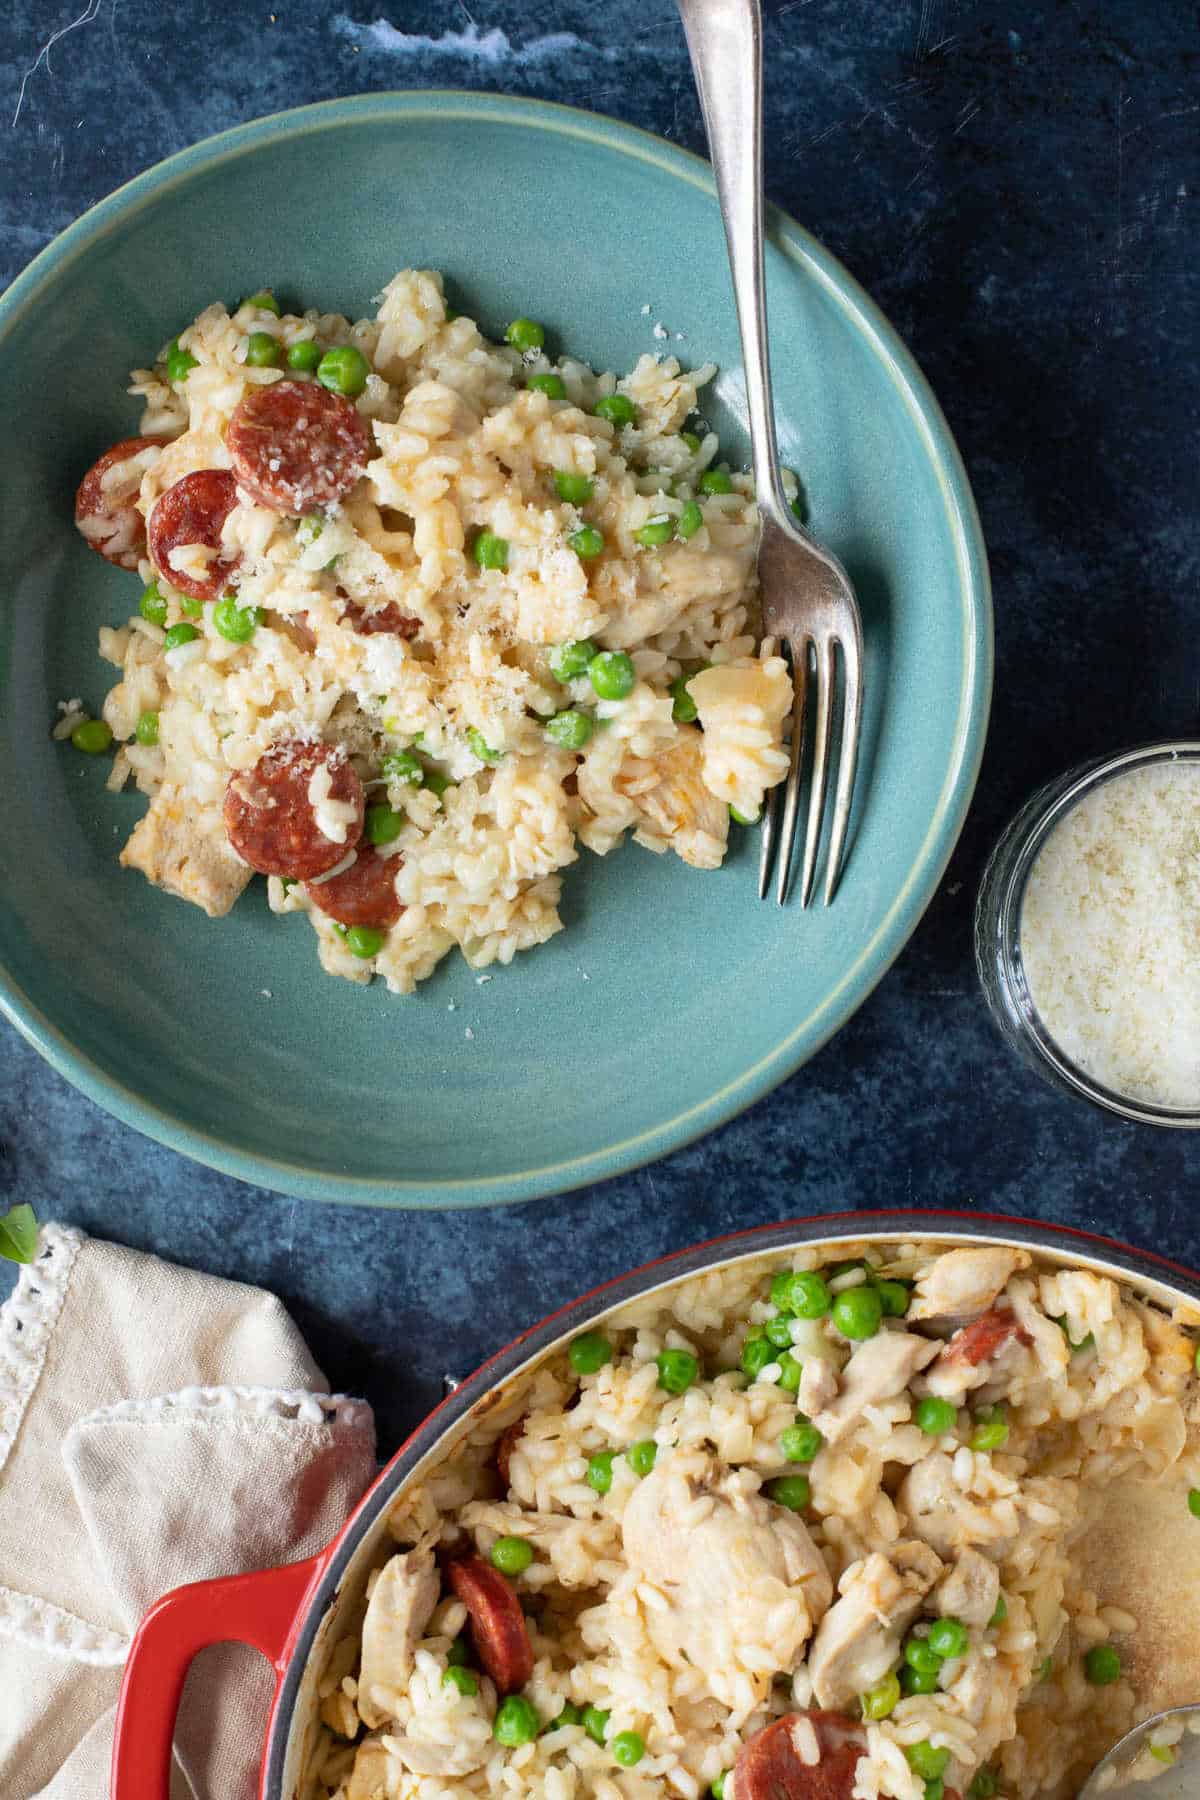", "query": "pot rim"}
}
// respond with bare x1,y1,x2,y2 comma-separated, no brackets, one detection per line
263,1207,1200,1799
